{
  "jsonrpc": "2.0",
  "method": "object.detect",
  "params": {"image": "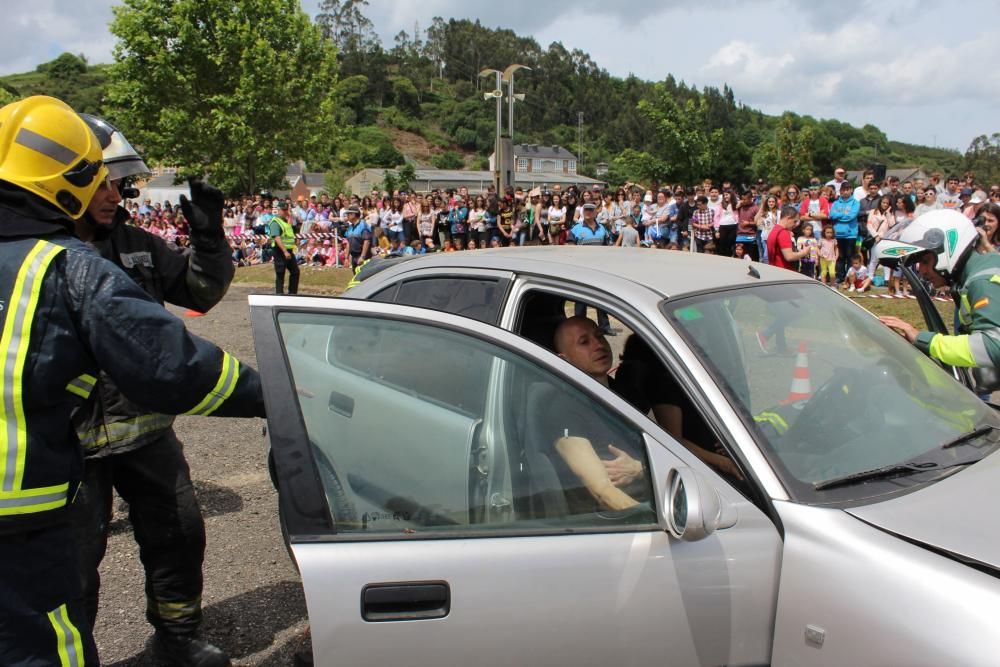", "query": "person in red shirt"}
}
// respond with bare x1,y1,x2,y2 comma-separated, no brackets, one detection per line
767,205,810,270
